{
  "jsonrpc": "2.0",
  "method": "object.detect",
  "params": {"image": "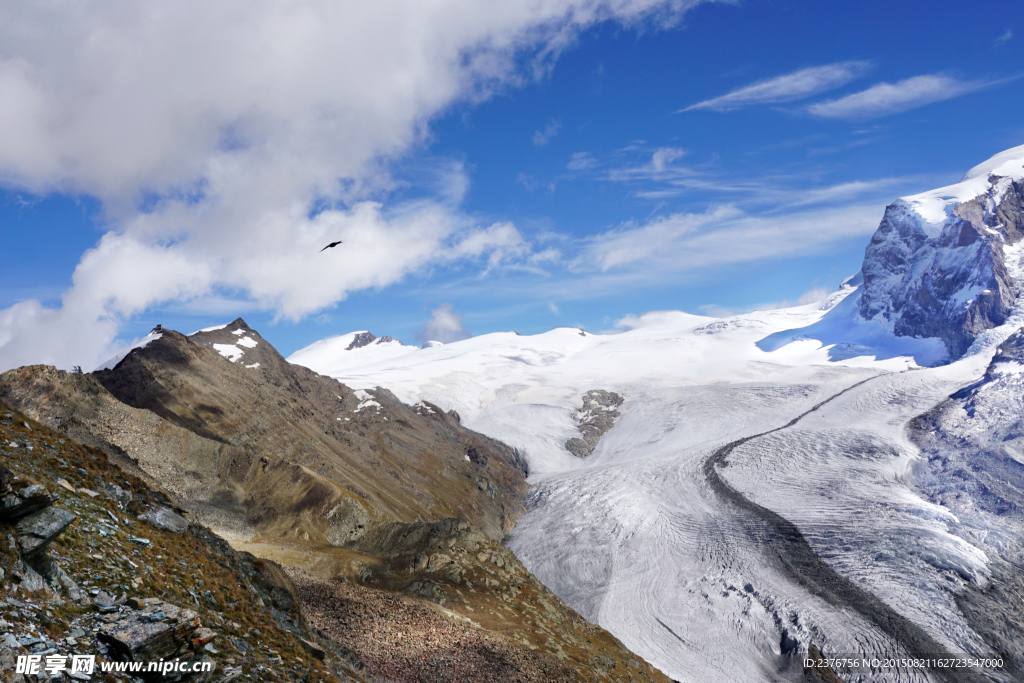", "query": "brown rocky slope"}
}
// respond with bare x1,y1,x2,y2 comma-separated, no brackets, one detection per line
0,406,362,682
